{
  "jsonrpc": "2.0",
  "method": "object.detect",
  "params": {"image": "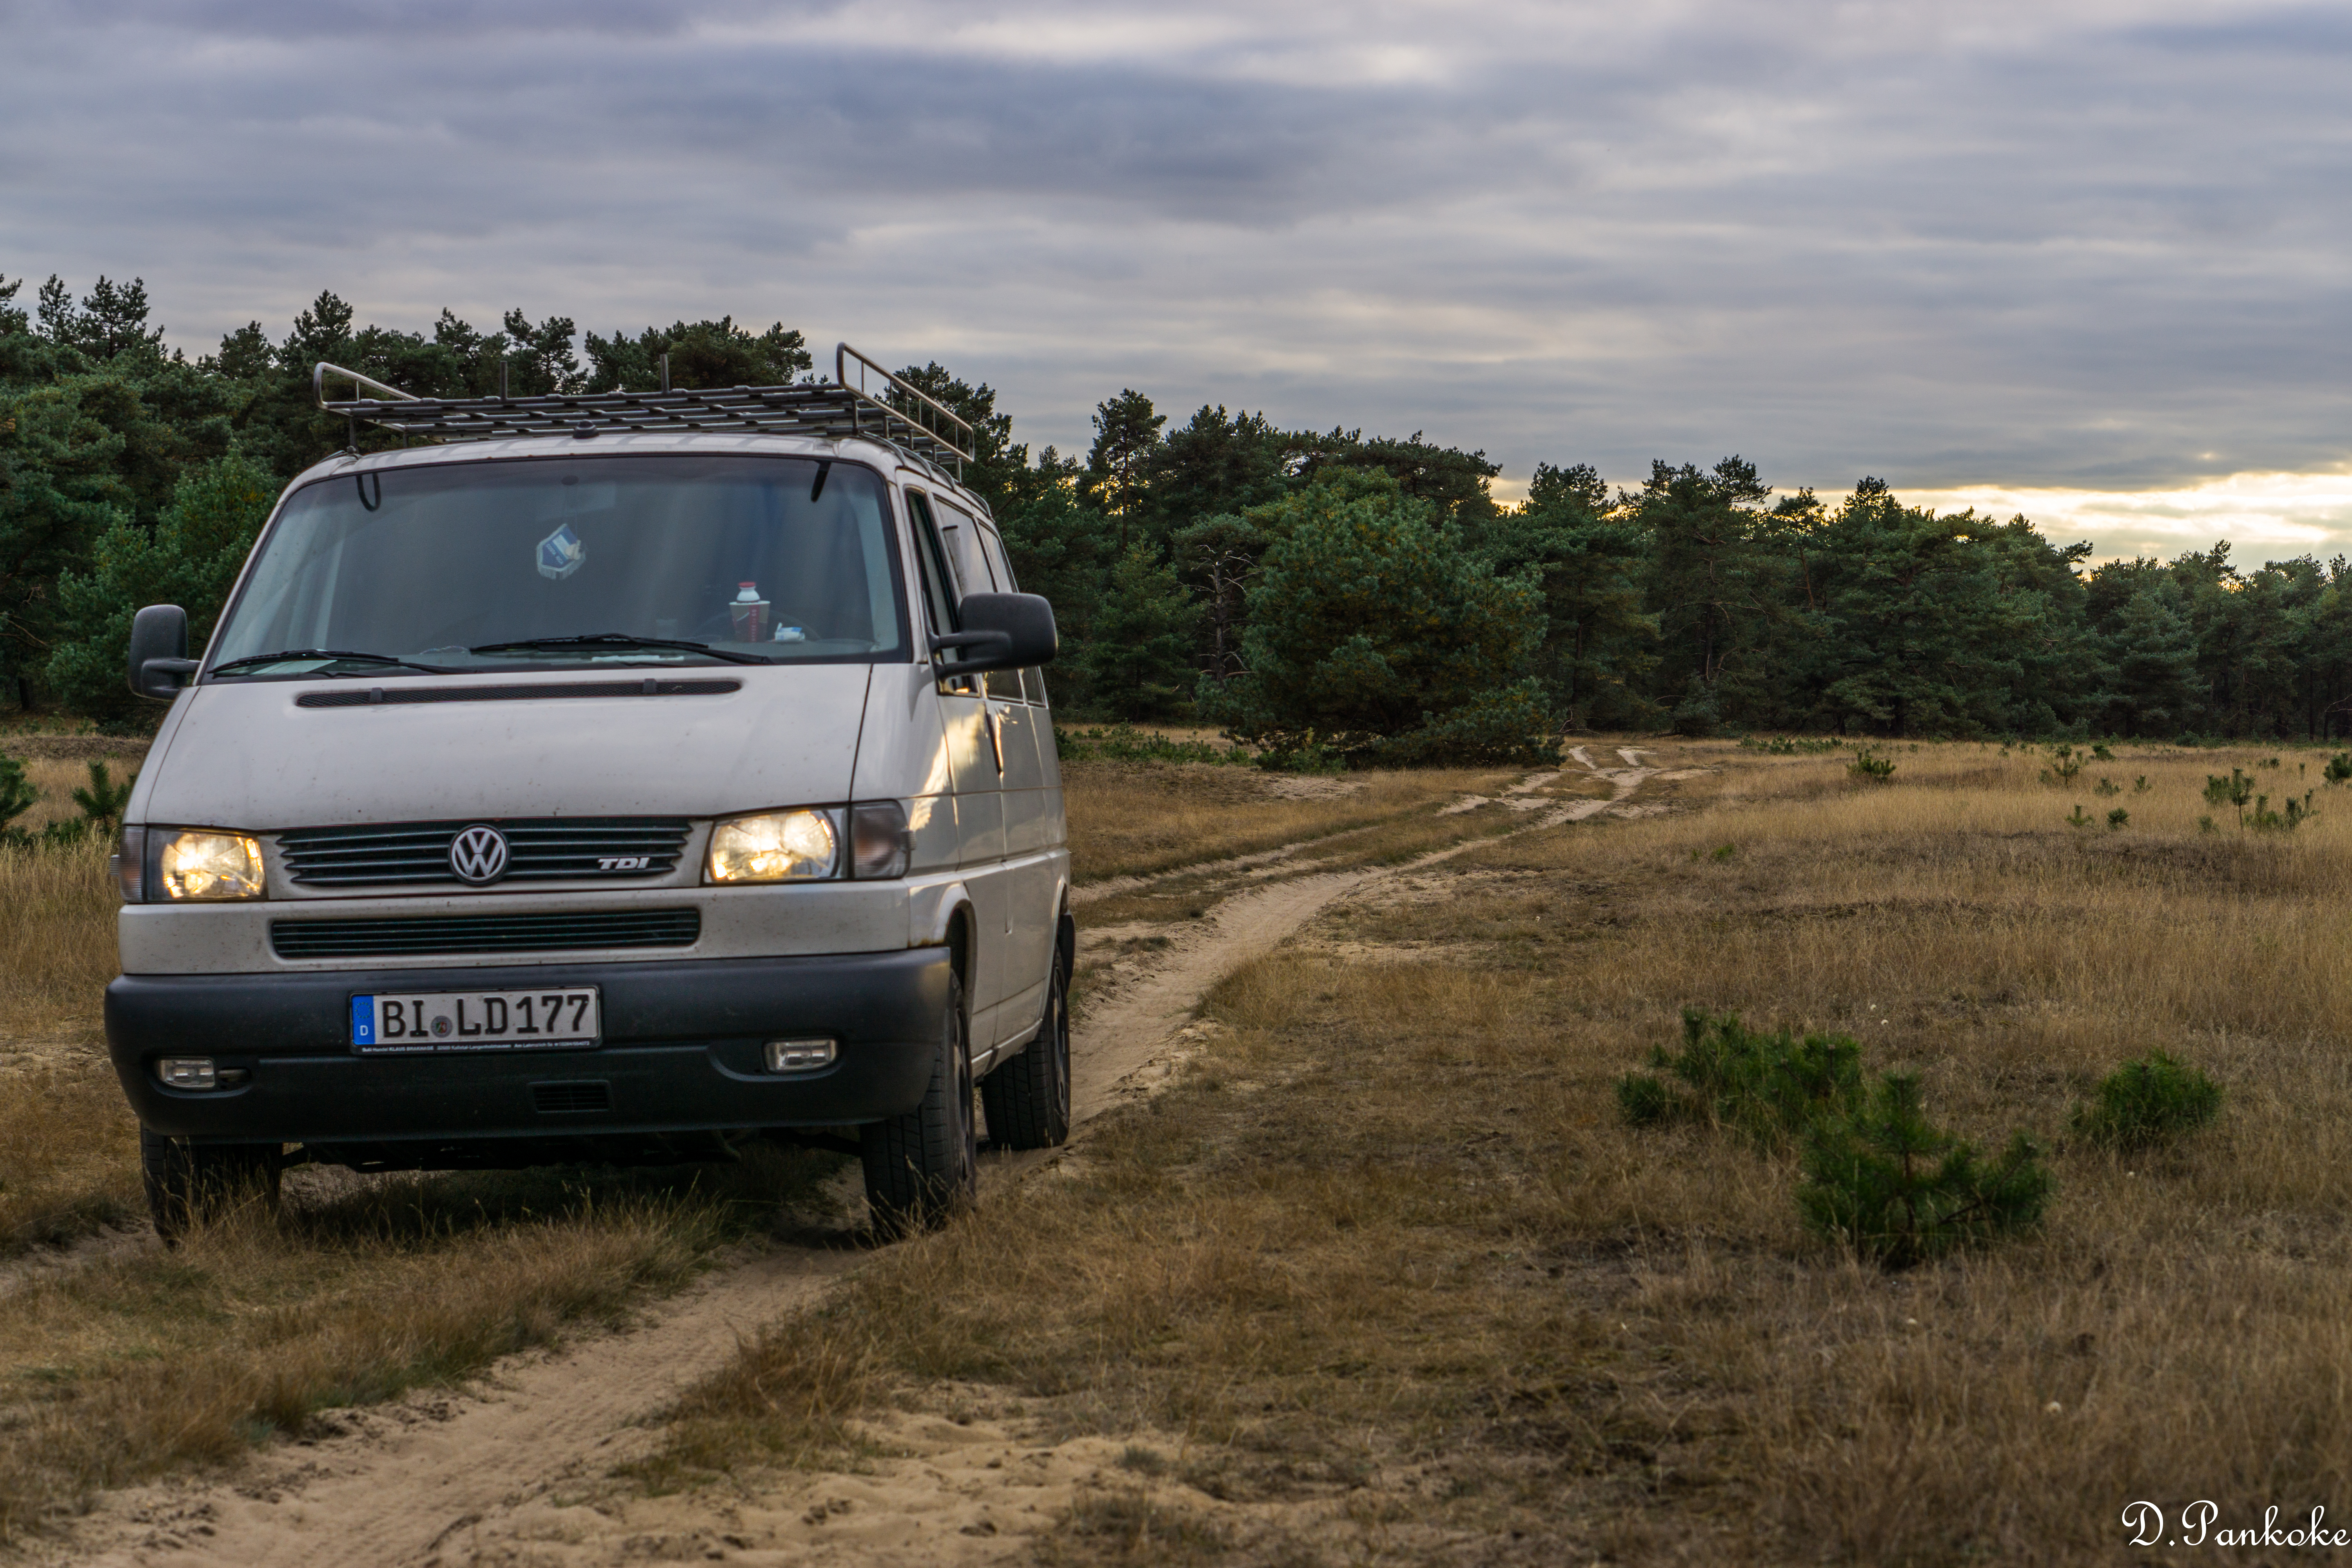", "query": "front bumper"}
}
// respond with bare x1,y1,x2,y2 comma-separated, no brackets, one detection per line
106,949,949,1152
